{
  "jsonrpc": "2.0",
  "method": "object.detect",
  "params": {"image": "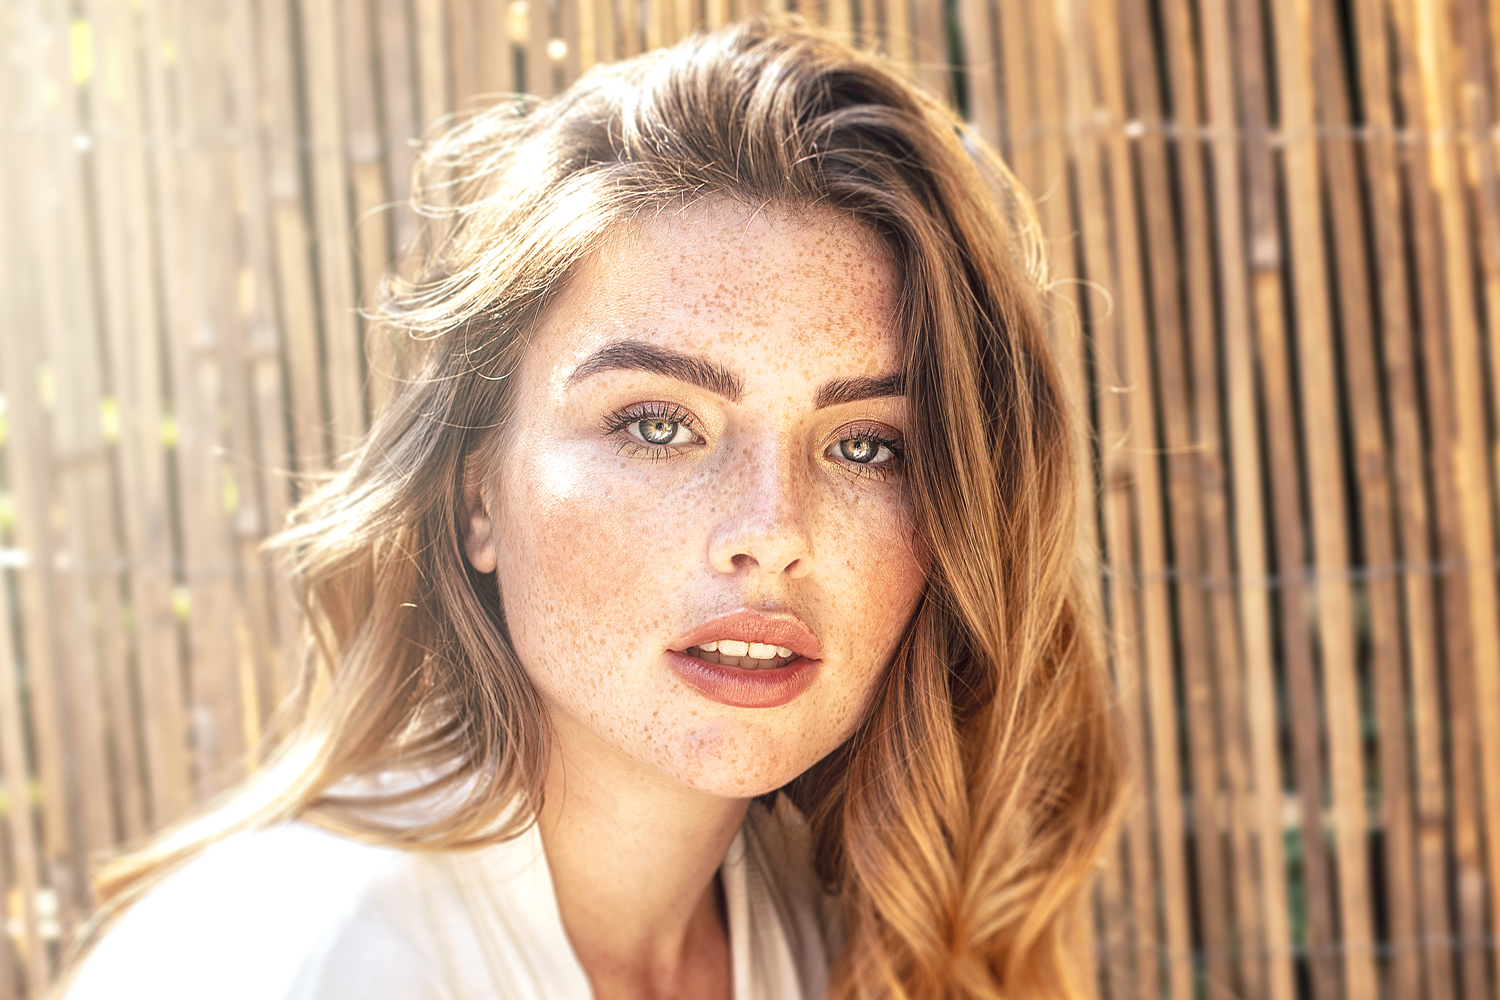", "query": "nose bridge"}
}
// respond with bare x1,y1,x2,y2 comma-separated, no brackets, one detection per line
709,432,812,576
